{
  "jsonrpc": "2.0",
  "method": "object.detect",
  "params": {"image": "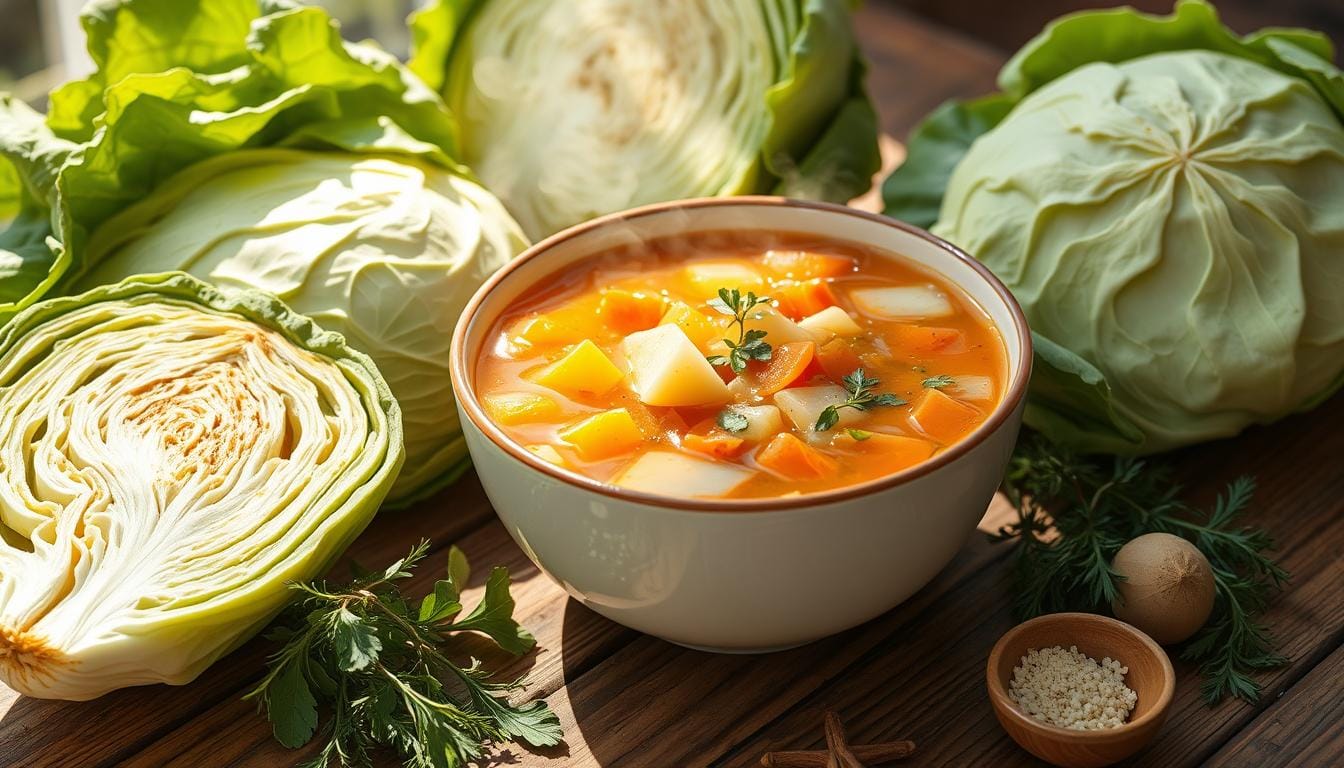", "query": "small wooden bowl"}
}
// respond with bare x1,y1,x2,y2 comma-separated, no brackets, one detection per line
987,613,1175,768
